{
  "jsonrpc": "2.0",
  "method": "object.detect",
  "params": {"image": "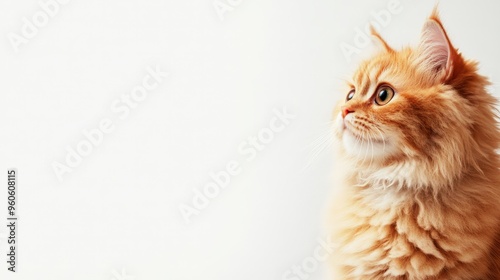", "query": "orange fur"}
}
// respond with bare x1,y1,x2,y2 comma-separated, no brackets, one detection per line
329,10,500,280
